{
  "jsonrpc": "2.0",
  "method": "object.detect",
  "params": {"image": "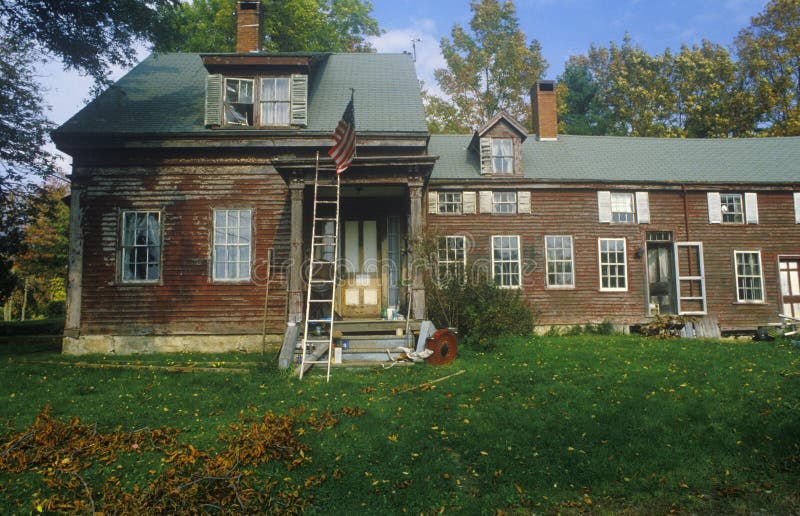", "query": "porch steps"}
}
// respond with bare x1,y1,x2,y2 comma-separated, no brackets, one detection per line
288,319,427,368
